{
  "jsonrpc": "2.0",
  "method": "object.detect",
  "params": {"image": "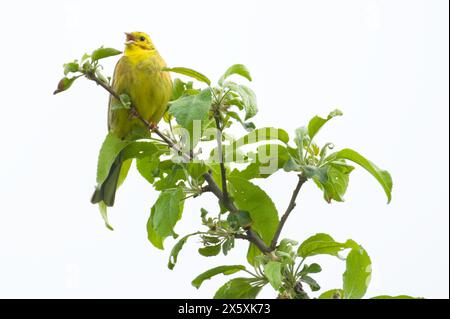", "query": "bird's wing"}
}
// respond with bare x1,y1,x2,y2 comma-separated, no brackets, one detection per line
107,56,133,131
